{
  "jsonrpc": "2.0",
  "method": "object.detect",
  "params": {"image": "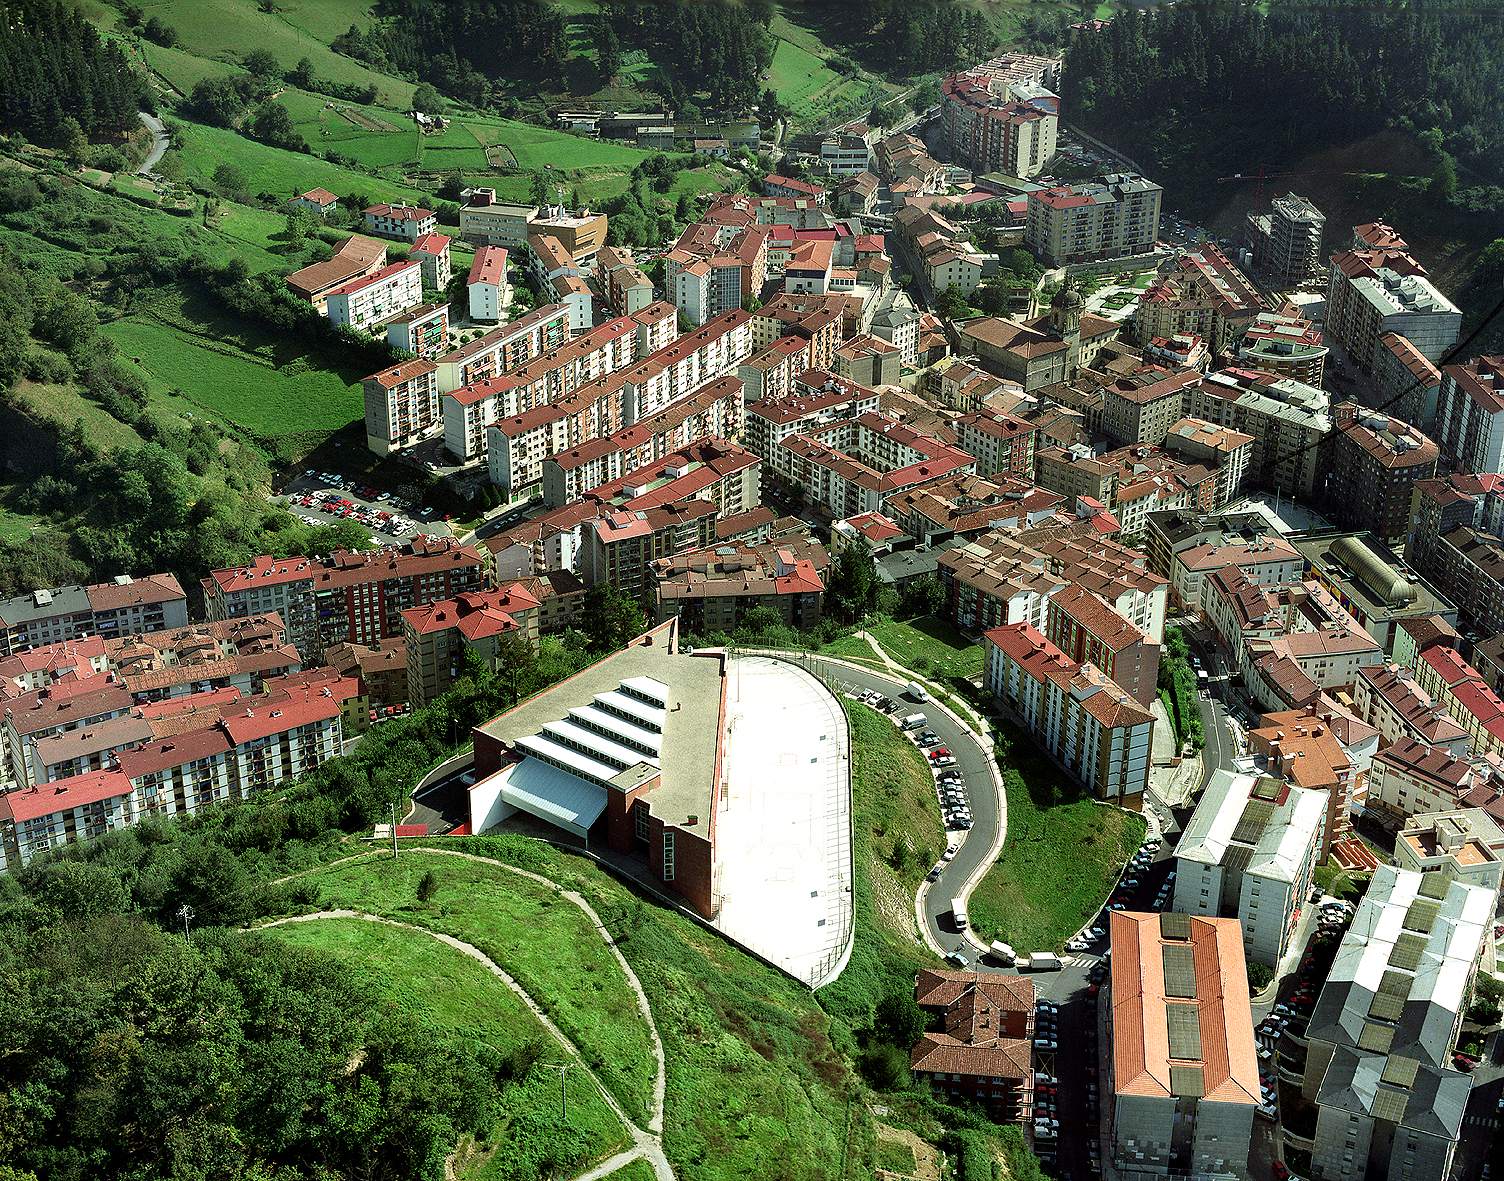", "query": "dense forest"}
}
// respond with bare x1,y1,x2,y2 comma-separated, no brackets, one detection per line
0,0,147,146
1061,3,1504,206
783,0,998,78
598,0,776,113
